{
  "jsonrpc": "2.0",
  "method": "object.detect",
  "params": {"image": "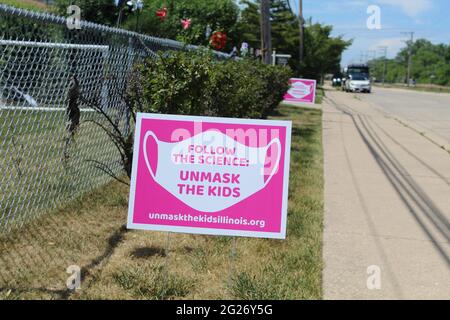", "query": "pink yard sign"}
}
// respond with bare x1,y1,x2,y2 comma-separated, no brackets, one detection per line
127,114,292,239
284,78,317,104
